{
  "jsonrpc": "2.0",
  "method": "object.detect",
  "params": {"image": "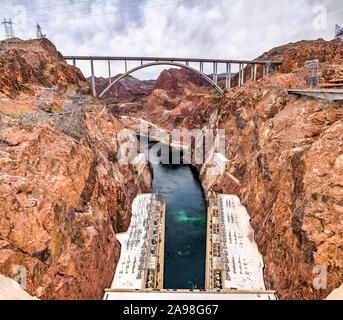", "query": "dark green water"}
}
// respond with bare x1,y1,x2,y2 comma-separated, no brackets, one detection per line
143,143,207,289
